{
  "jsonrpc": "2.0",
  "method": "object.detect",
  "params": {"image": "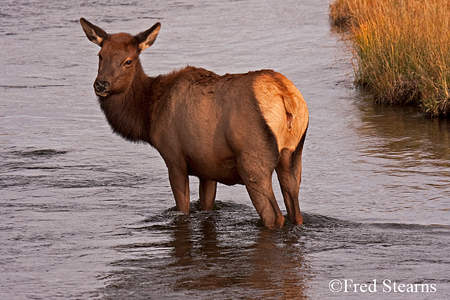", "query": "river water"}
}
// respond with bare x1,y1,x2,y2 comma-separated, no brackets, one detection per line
1,0,449,299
